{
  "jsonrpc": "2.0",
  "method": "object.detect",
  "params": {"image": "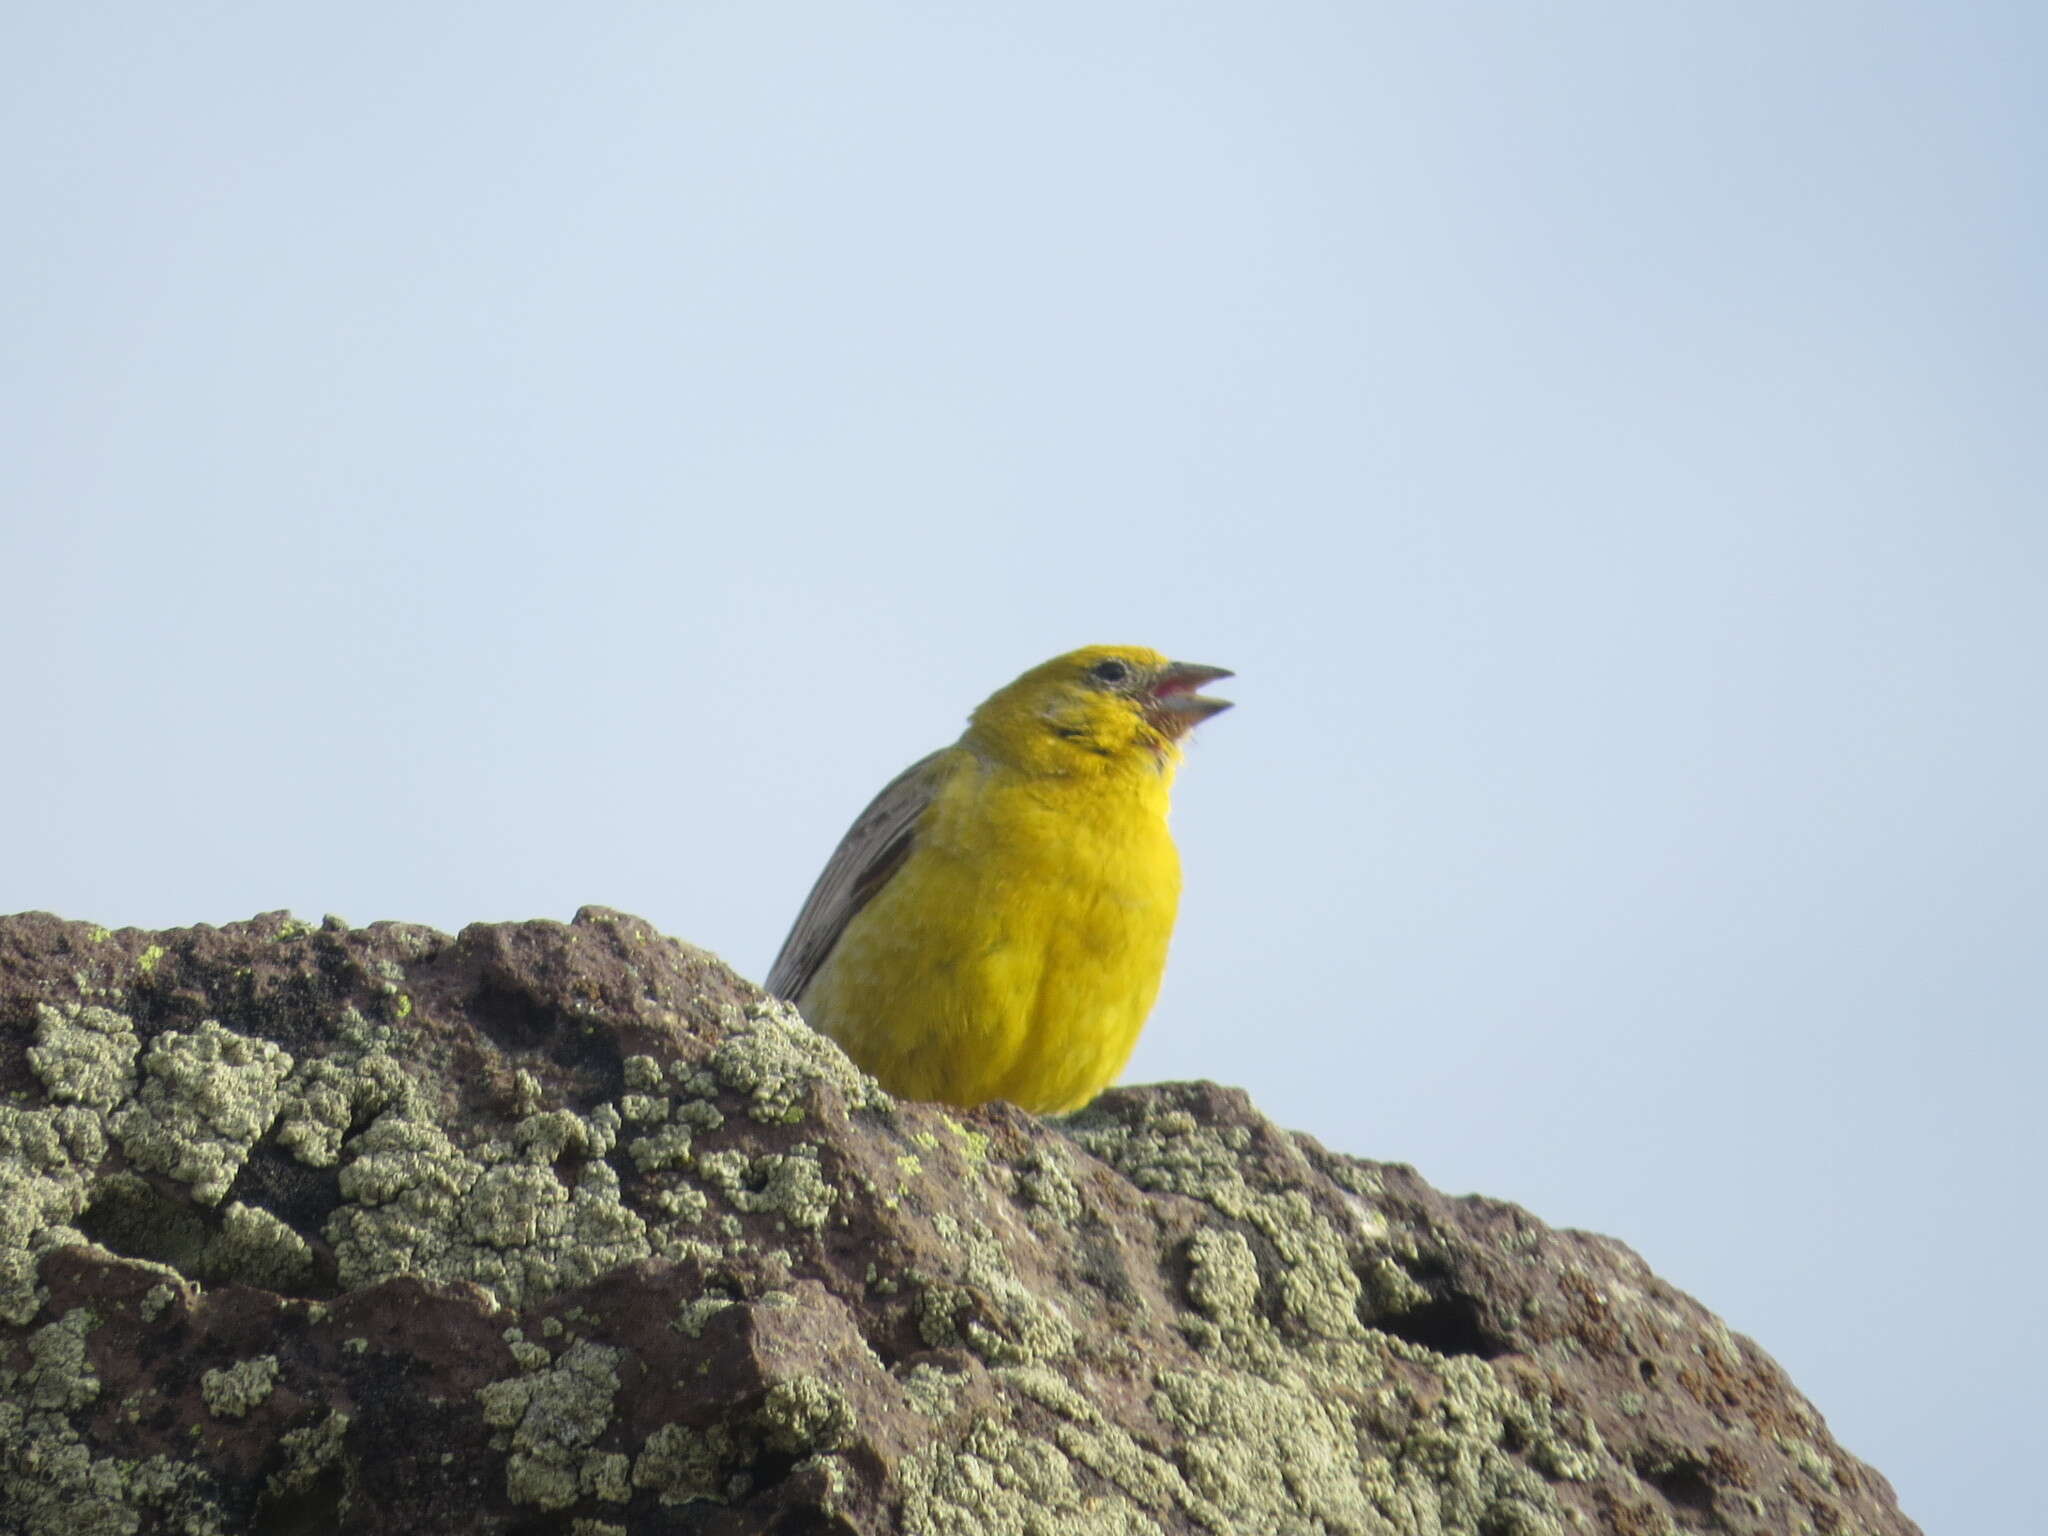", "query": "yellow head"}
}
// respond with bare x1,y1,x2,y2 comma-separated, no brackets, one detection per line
964,644,1234,777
